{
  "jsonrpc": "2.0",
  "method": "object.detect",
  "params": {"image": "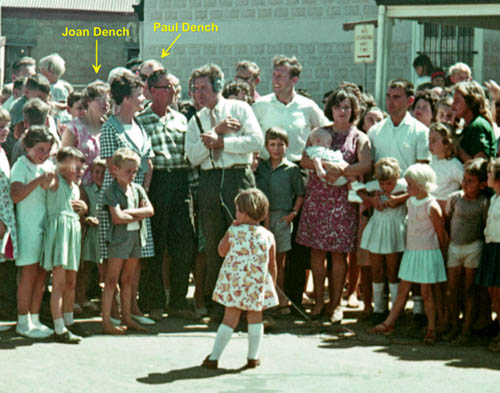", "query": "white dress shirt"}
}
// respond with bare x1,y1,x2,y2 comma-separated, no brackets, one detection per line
253,92,330,162
185,96,263,170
